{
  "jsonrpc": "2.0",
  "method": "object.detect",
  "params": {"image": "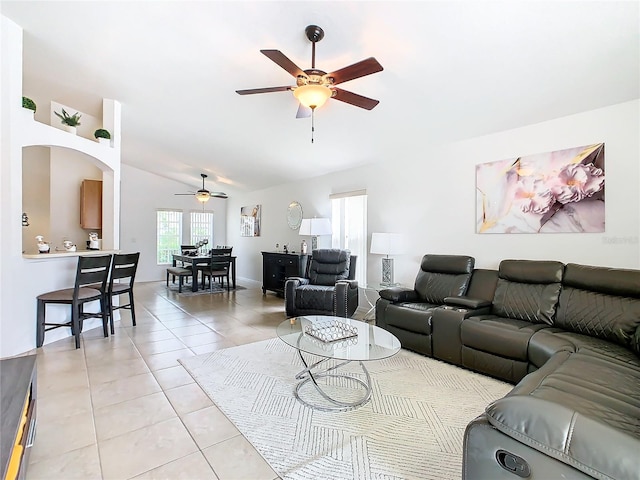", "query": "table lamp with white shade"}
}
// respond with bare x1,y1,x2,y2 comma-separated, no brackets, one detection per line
370,233,405,285
299,218,332,250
